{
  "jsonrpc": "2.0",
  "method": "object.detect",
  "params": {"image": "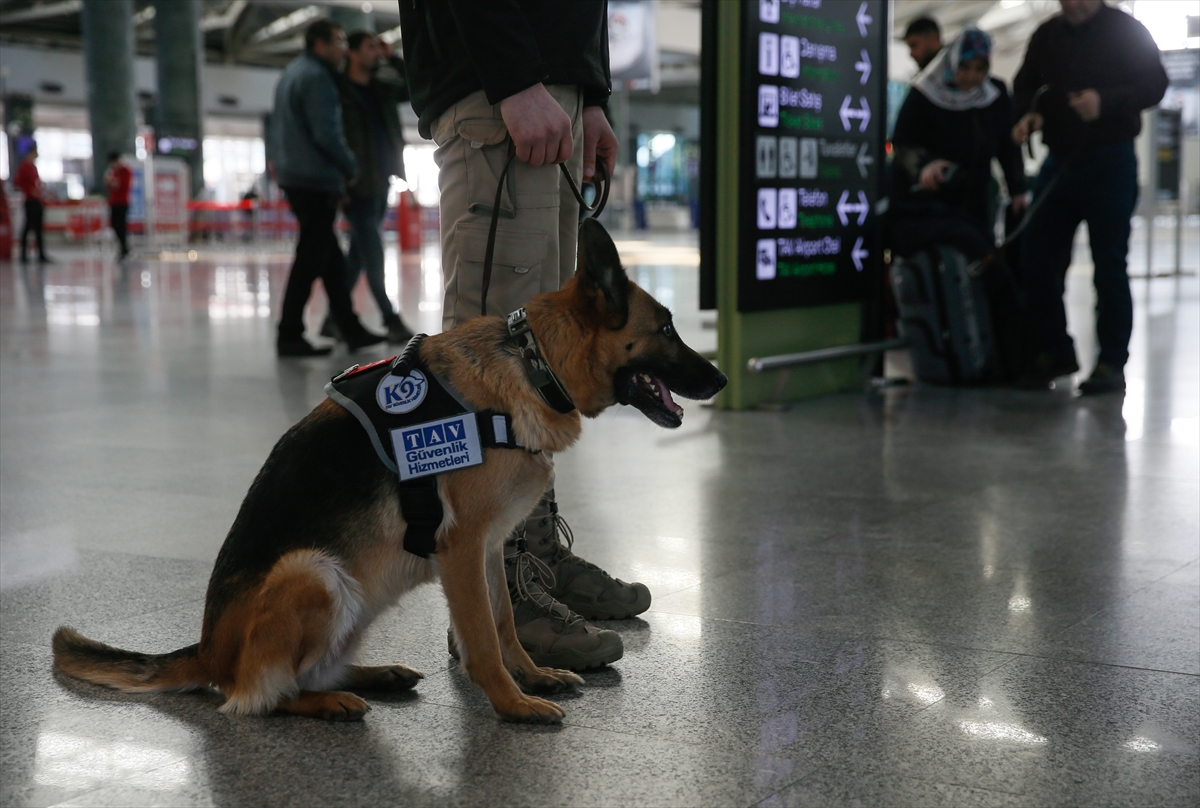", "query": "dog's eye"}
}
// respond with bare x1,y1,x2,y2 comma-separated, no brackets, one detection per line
661,322,675,338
